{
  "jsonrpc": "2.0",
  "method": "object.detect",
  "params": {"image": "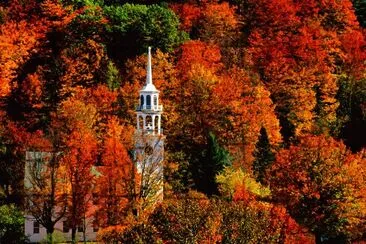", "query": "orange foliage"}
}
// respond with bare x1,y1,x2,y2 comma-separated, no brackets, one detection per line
198,2,238,44
60,39,105,95
214,68,281,166
20,72,44,109
268,135,366,240
58,98,99,237
340,30,366,79
72,85,118,117
233,184,255,203
41,0,77,29
177,40,222,76
0,21,47,97
96,117,135,226
171,1,238,45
